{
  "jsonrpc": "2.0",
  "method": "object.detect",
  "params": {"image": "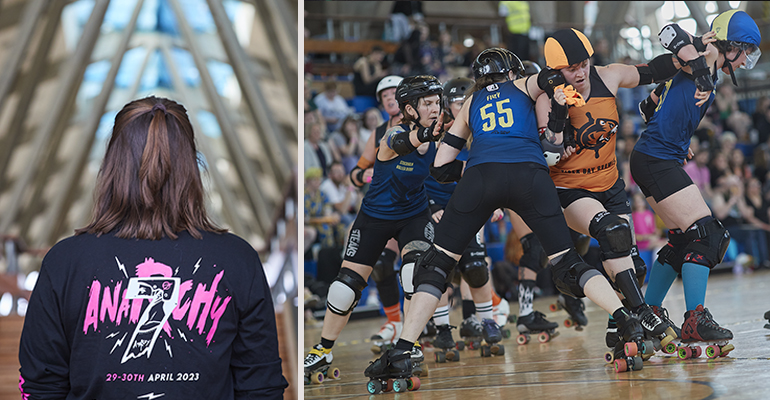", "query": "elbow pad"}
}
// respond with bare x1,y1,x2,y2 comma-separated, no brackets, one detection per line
636,54,679,85
537,68,566,97
388,129,418,156
658,24,691,55
540,128,564,167
430,160,464,183
547,98,568,133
